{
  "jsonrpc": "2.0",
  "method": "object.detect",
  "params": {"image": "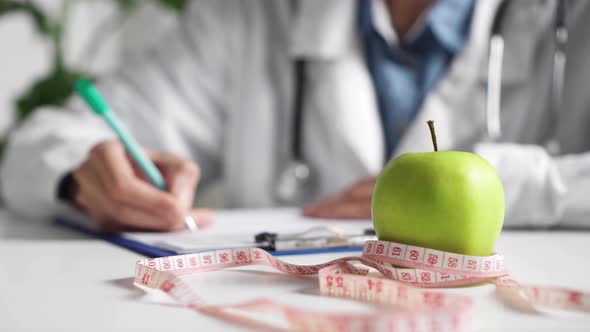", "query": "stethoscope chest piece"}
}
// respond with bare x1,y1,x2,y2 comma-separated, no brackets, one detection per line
274,159,315,205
